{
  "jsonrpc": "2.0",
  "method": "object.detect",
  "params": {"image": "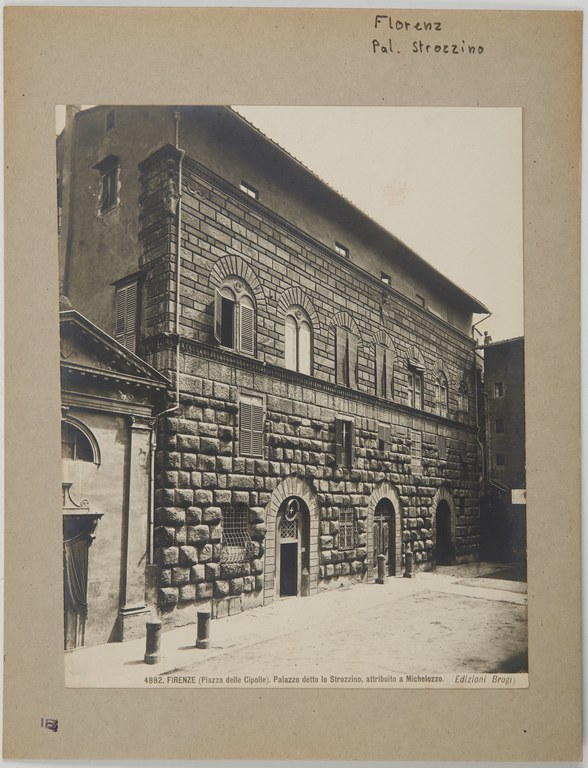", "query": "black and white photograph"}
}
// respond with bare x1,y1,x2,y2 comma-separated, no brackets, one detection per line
57,104,527,689
4,6,582,762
